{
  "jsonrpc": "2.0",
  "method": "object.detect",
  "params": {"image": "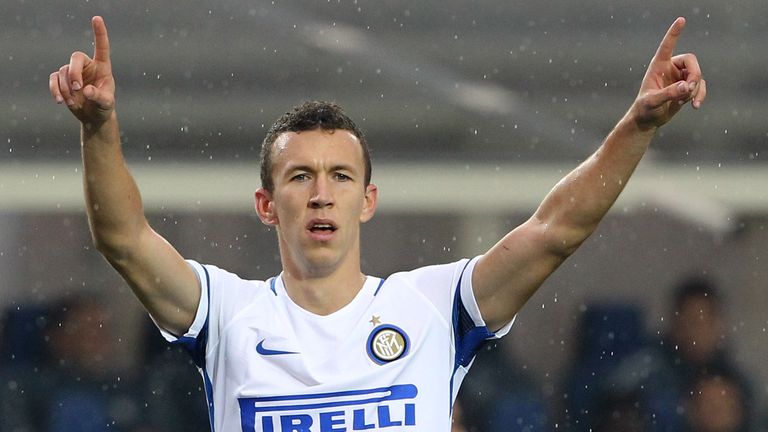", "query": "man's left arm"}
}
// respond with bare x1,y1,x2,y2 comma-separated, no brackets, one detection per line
473,17,707,331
